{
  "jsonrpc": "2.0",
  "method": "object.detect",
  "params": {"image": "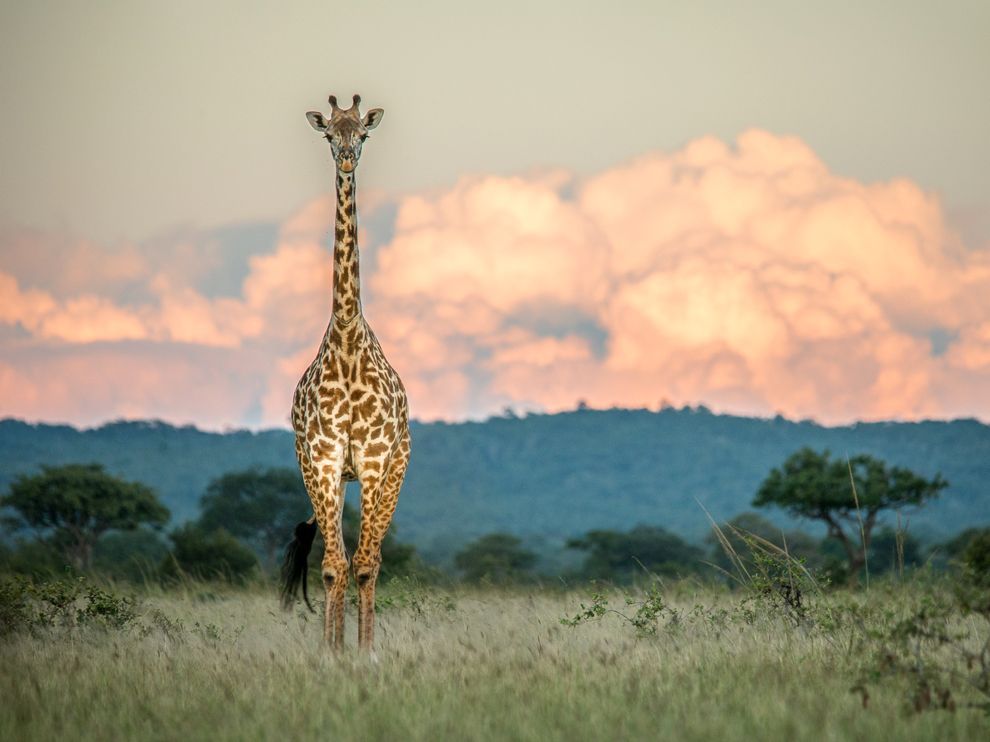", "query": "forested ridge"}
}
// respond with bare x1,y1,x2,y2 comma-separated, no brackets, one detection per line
2,408,987,560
